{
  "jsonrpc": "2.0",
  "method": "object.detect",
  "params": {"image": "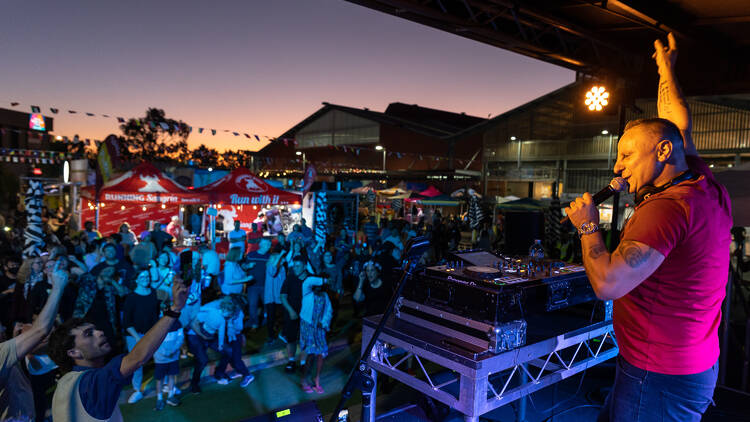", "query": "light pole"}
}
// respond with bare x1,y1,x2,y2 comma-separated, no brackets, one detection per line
296,150,306,172
603,130,613,169
375,145,385,171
